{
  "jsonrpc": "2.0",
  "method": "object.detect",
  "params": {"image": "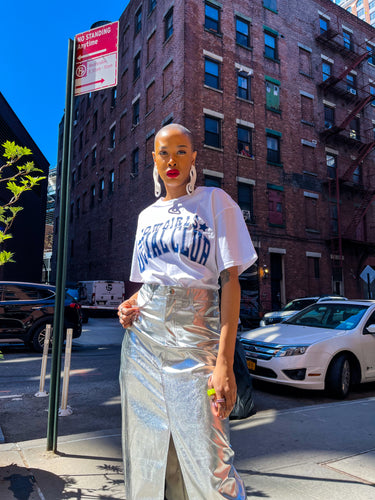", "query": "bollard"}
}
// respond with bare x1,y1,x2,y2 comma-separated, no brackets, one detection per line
35,324,51,397
58,328,73,416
